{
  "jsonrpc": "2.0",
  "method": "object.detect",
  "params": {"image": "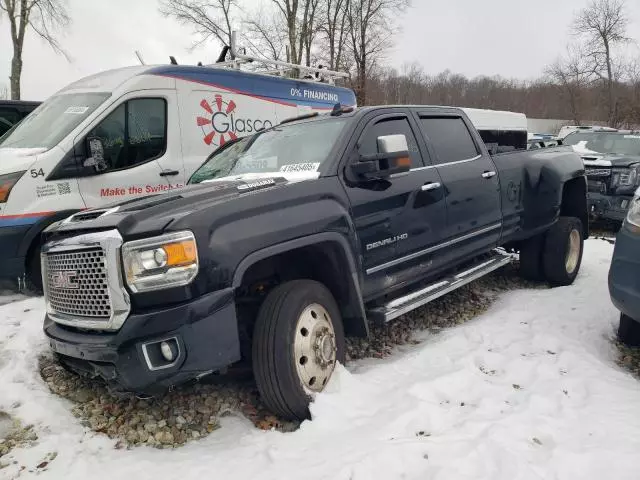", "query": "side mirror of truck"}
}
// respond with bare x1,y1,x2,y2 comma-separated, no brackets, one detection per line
351,134,411,180
84,137,108,173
